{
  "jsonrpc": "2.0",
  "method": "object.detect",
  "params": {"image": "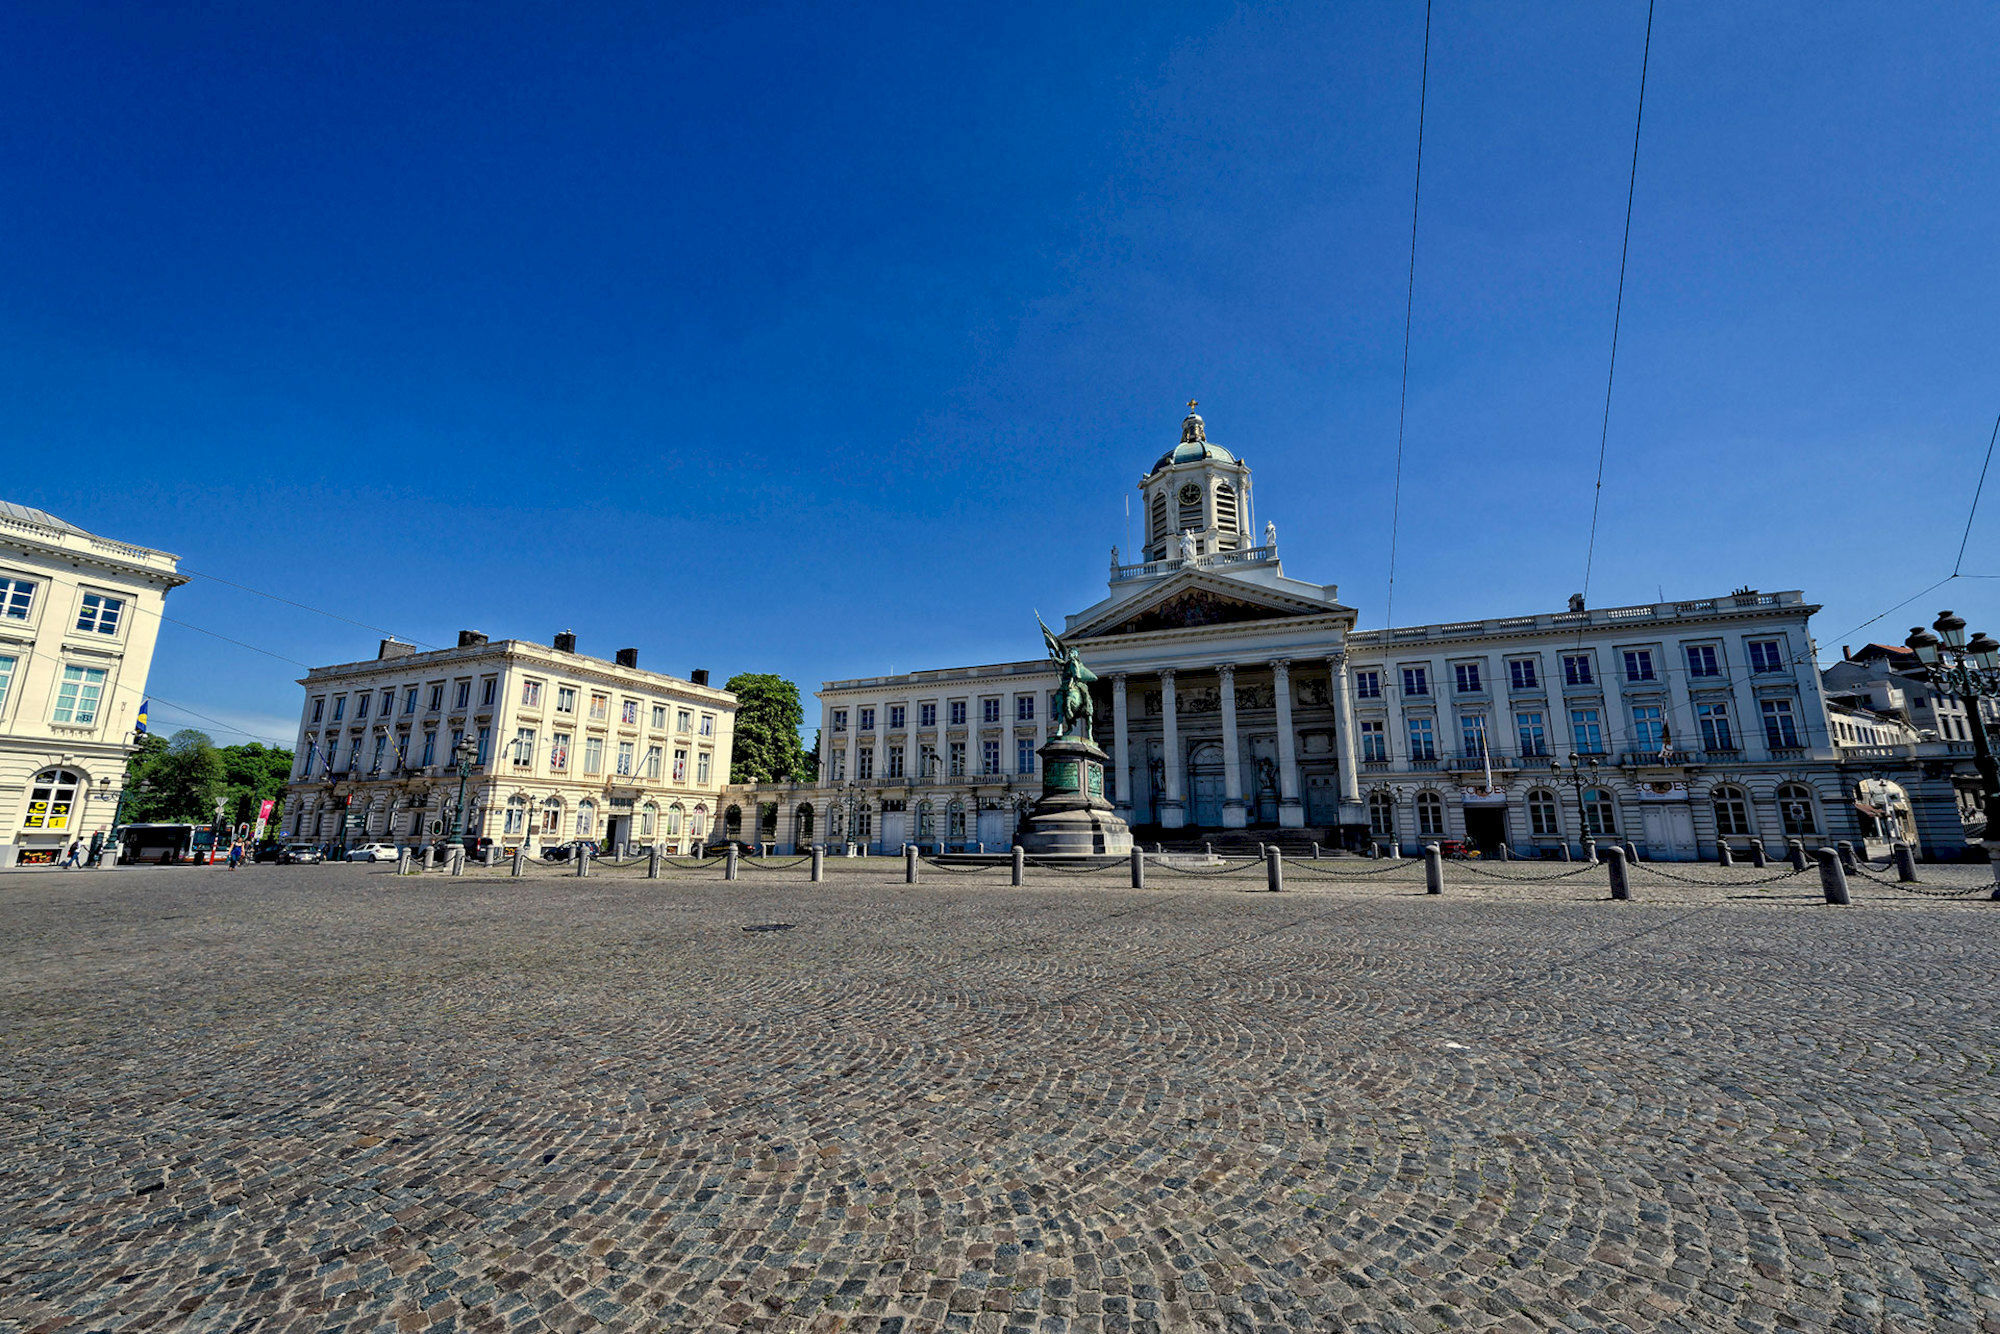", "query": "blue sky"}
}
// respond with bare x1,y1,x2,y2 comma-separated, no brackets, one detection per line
4,1,1995,747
